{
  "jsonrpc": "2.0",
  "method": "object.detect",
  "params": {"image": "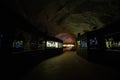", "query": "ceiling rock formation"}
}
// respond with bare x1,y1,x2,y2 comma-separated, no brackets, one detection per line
2,0,120,36
56,33,76,43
